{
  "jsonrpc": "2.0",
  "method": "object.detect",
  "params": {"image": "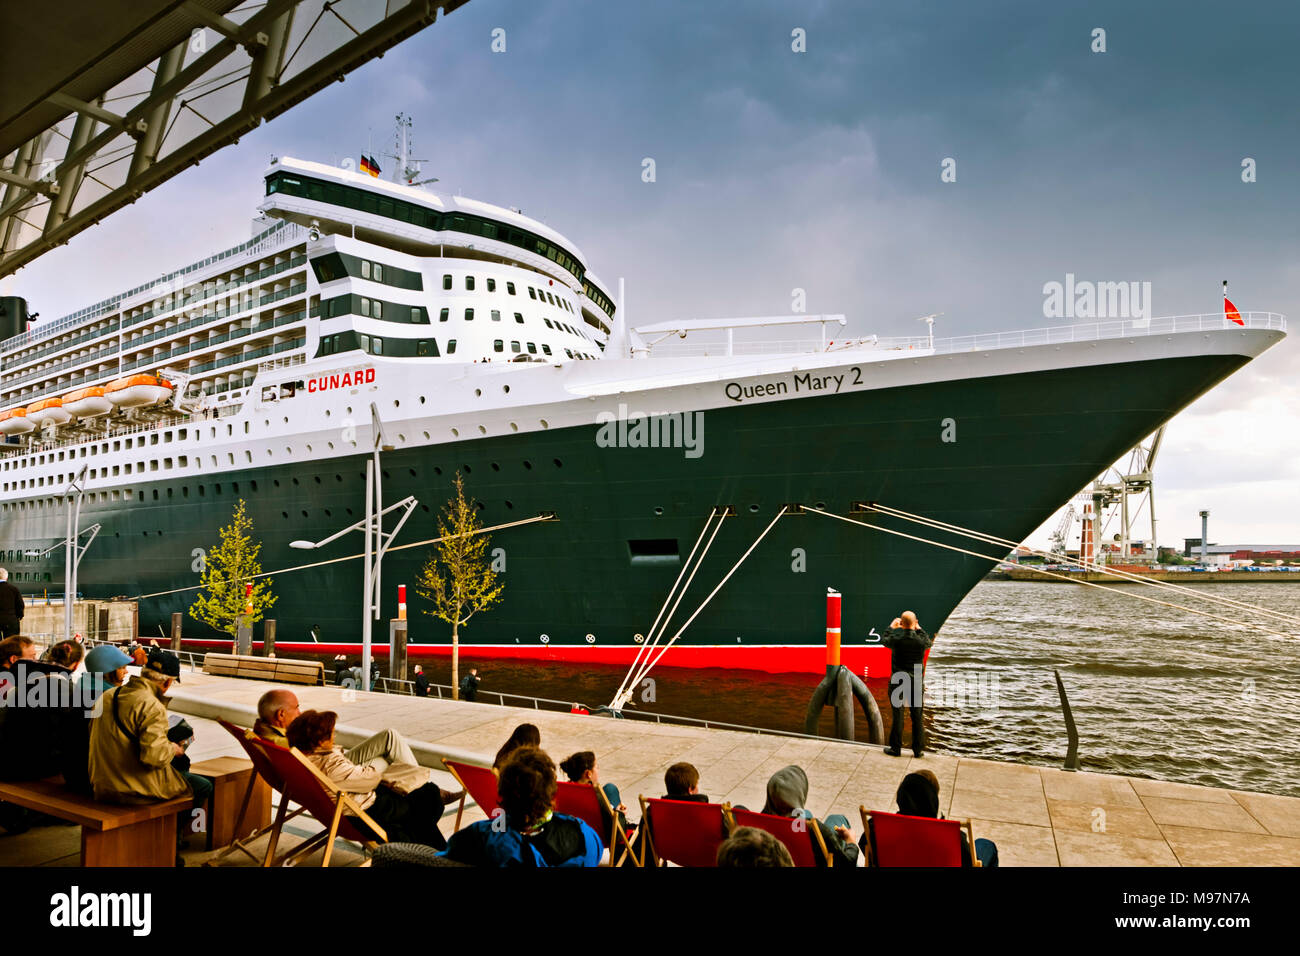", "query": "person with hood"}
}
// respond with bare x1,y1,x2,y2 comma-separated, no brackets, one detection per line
867,770,998,867
762,765,859,867
881,611,933,757
493,722,541,770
